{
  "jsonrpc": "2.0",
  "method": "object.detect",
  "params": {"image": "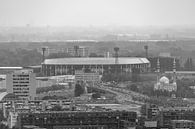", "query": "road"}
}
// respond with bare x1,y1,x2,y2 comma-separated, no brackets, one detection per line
94,84,145,105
